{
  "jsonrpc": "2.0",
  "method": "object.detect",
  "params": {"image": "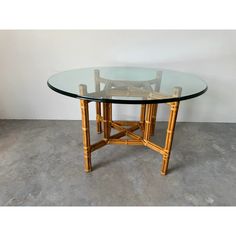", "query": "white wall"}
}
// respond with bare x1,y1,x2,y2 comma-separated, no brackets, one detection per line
0,30,235,122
